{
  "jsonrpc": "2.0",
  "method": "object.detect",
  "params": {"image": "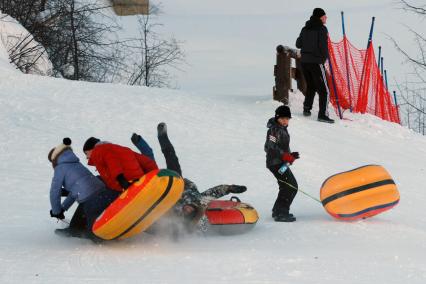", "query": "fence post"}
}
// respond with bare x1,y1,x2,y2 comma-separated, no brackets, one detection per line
357,17,376,113
341,11,353,112
393,90,401,123
367,17,376,48
328,59,343,119
384,70,389,90
273,45,291,104
377,46,381,70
